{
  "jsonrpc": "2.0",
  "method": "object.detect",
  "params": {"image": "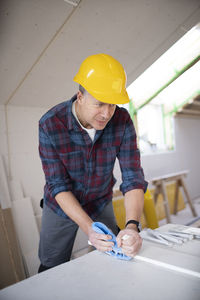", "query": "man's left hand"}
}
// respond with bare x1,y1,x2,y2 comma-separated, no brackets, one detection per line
116,228,142,257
